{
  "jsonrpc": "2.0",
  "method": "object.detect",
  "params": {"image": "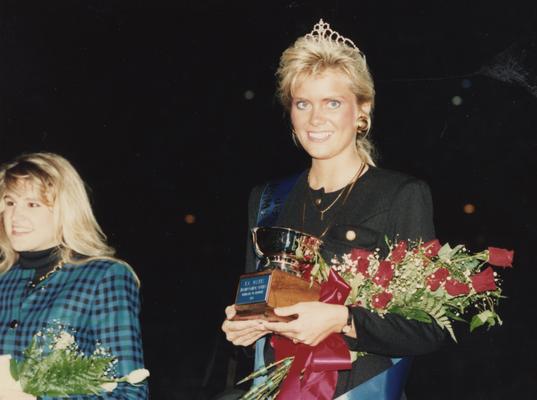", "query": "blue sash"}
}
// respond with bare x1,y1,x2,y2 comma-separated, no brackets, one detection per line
251,174,411,399
335,357,412,400
253,174,300,386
